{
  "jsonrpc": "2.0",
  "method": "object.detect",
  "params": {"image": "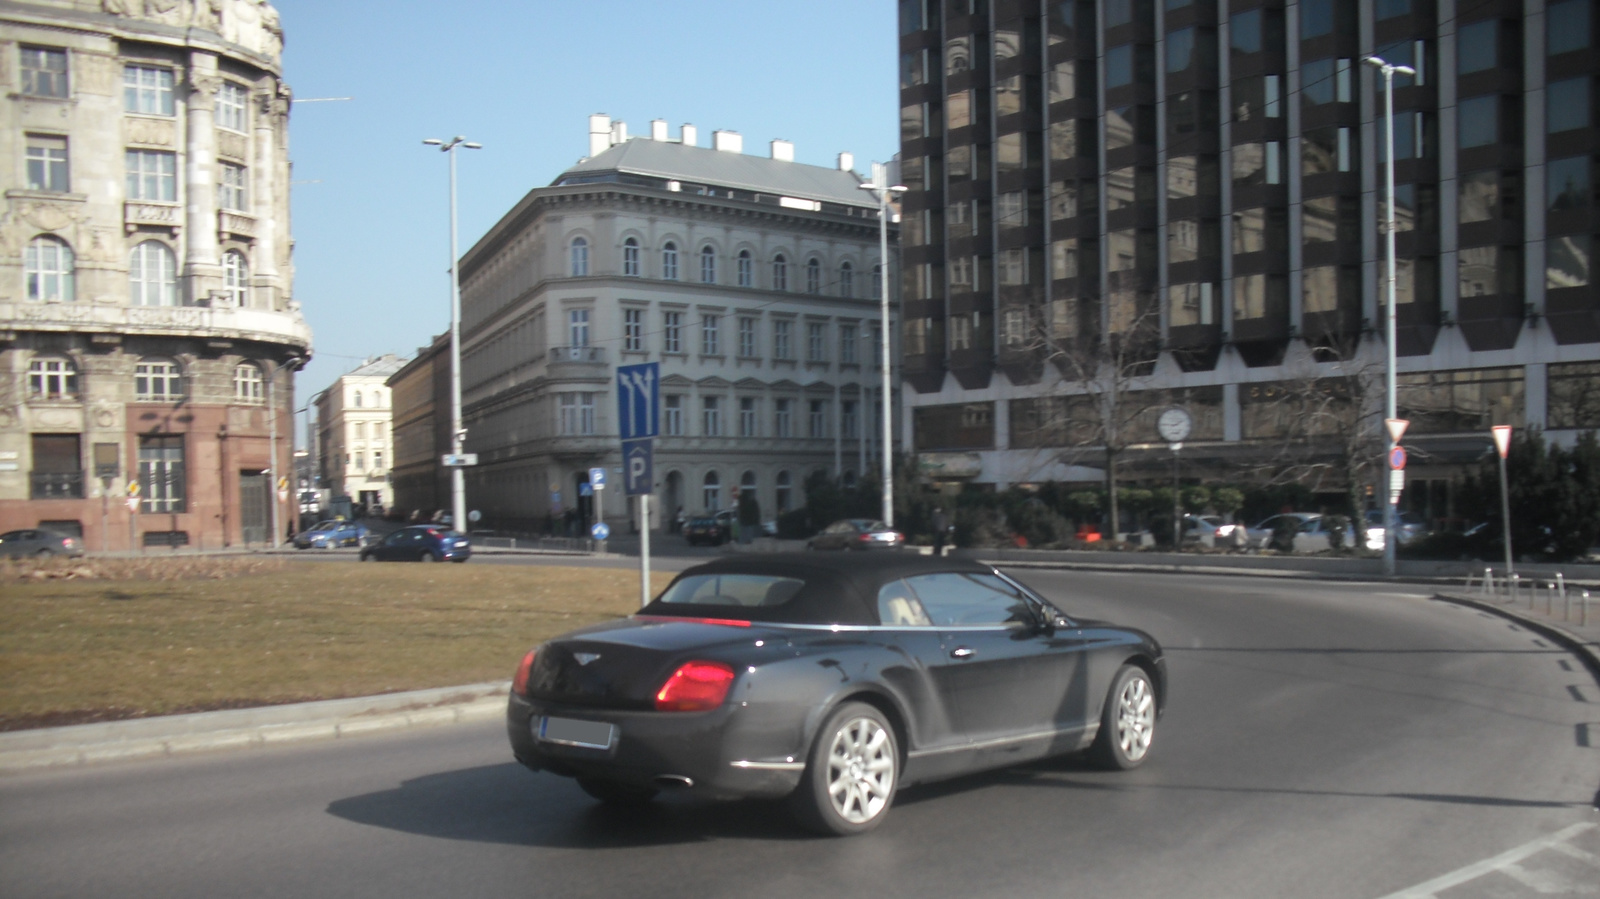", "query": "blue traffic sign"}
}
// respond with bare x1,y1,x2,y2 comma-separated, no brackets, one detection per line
622,439,653,497
578,483,592,497
616,363,660,440
590,522,610,541
589,466,607,490
1389,446,1407,470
